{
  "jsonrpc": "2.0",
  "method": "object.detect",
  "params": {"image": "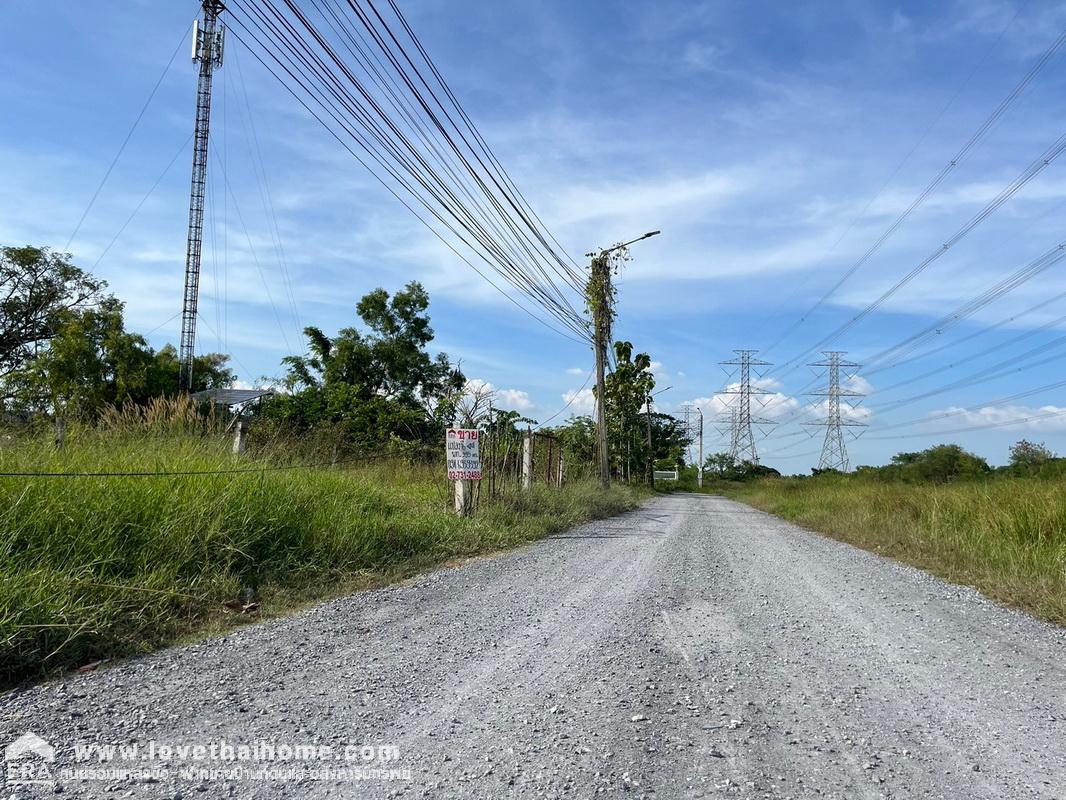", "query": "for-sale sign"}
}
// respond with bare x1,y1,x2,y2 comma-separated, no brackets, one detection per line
446,428,482,480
